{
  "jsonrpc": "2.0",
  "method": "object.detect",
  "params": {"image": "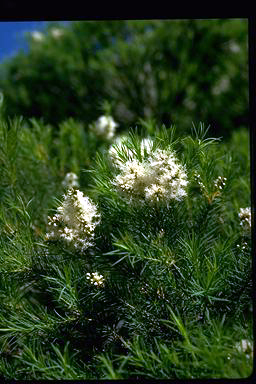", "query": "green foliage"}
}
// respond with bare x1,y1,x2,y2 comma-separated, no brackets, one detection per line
0,118,252,379
54,117,88,180
97,313,253,379
14,341,86,380
0,19,251,379
0,19,248,138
